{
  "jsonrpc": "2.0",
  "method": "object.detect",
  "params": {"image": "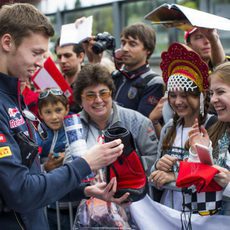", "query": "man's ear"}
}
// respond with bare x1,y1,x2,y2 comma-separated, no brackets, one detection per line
1,33,14,52
79,52,85,63
38,110,44,120
66,104,70,115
